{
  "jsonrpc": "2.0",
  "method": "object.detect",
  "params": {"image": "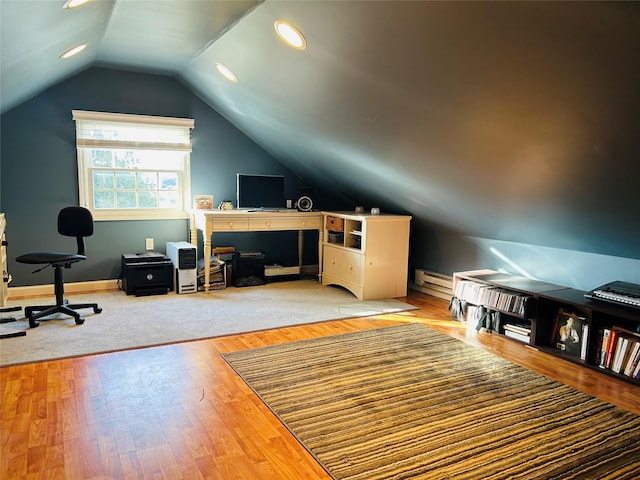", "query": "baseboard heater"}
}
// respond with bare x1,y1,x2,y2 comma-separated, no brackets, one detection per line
410,269,453,300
